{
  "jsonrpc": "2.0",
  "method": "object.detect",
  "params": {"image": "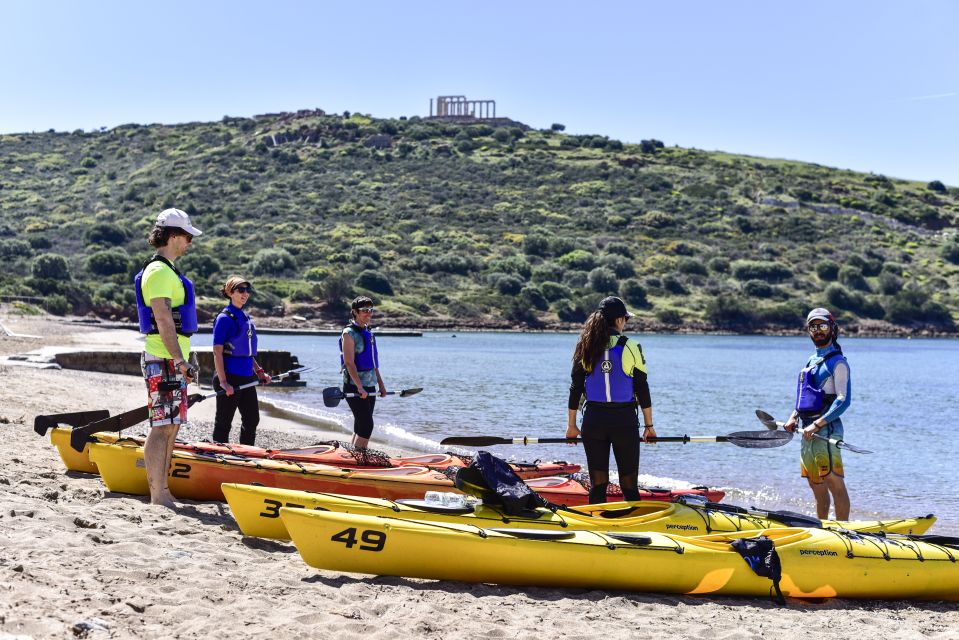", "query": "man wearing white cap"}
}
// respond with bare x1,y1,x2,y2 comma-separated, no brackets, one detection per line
133,208,202,508
783,307,852,520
